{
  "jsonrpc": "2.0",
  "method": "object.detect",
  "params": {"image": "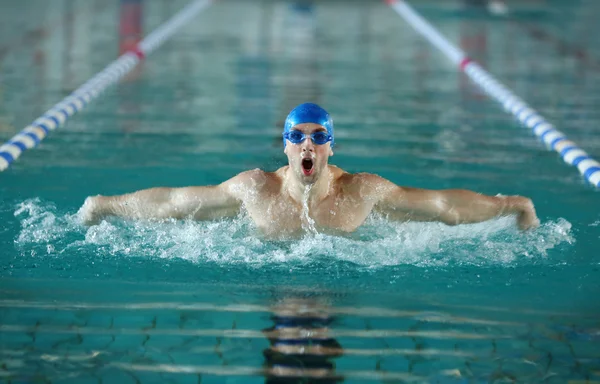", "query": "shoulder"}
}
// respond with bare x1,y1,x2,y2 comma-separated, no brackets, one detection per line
338,171,395,188
223,168,273,187
349,172,388,183
221,168,281,196
235,168,268,182
337,171,402,200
